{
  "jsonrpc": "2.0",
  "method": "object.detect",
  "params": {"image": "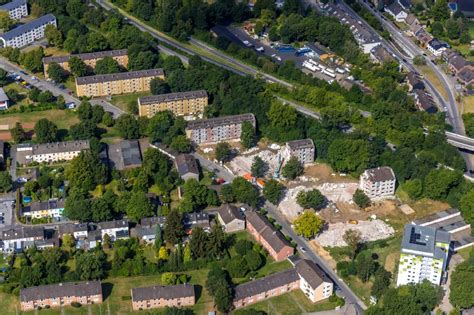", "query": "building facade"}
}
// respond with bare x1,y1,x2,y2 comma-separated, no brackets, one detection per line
43,49,129,78
98,220,129,242
0,87,9,110
1,226,44,253
138,90,208,118
0,14,56,48
20,281,103,311
21,199,65,219
175,154,200,181
359,166,396,199
131,284,195,310
185,113,256,145
0,0,28,20
285,139,315,165
75,69,164,97
246,211,294,261
14,140,90,165
216,204,245,233
396,224,450,286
